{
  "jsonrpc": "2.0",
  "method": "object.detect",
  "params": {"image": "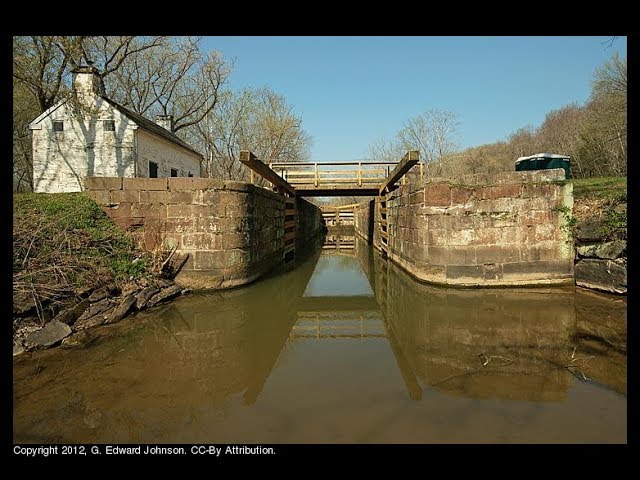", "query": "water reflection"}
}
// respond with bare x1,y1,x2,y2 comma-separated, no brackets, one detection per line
13,229,626,443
